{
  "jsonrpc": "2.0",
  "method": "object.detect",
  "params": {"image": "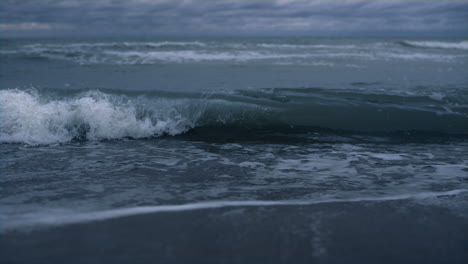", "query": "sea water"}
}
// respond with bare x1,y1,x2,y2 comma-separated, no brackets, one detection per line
1,38,467,263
